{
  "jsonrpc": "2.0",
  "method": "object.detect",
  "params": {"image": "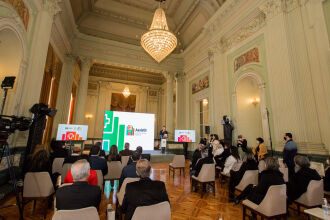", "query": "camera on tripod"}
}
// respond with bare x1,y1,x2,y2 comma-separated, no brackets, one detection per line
0,115,31,141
